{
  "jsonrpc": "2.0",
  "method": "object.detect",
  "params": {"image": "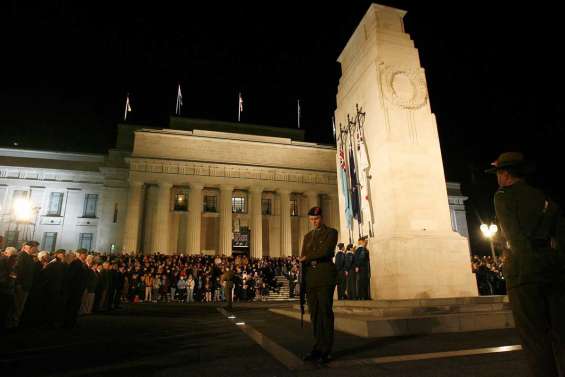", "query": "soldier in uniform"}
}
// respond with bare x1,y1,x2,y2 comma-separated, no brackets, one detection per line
334,243,346,300
344,244,356,299
487,152,565,376
221,265,234,310
300,206,338,365
354,237,370,300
